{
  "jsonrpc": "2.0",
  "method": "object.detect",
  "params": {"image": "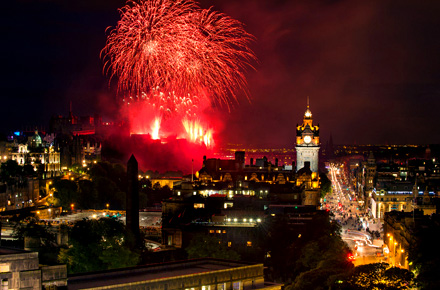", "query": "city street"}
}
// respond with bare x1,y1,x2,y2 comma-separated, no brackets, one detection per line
46,210,162,228
326,164,385,266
